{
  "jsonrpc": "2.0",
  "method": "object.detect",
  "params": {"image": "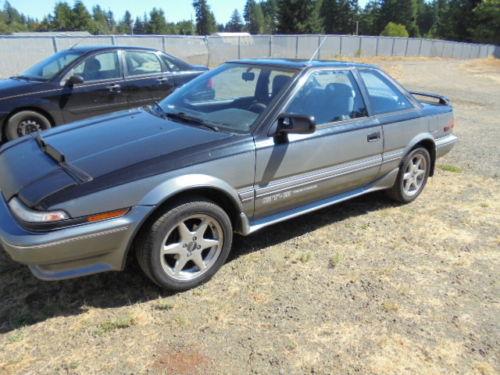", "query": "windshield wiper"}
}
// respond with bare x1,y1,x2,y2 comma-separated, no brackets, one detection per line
164,111,220,132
